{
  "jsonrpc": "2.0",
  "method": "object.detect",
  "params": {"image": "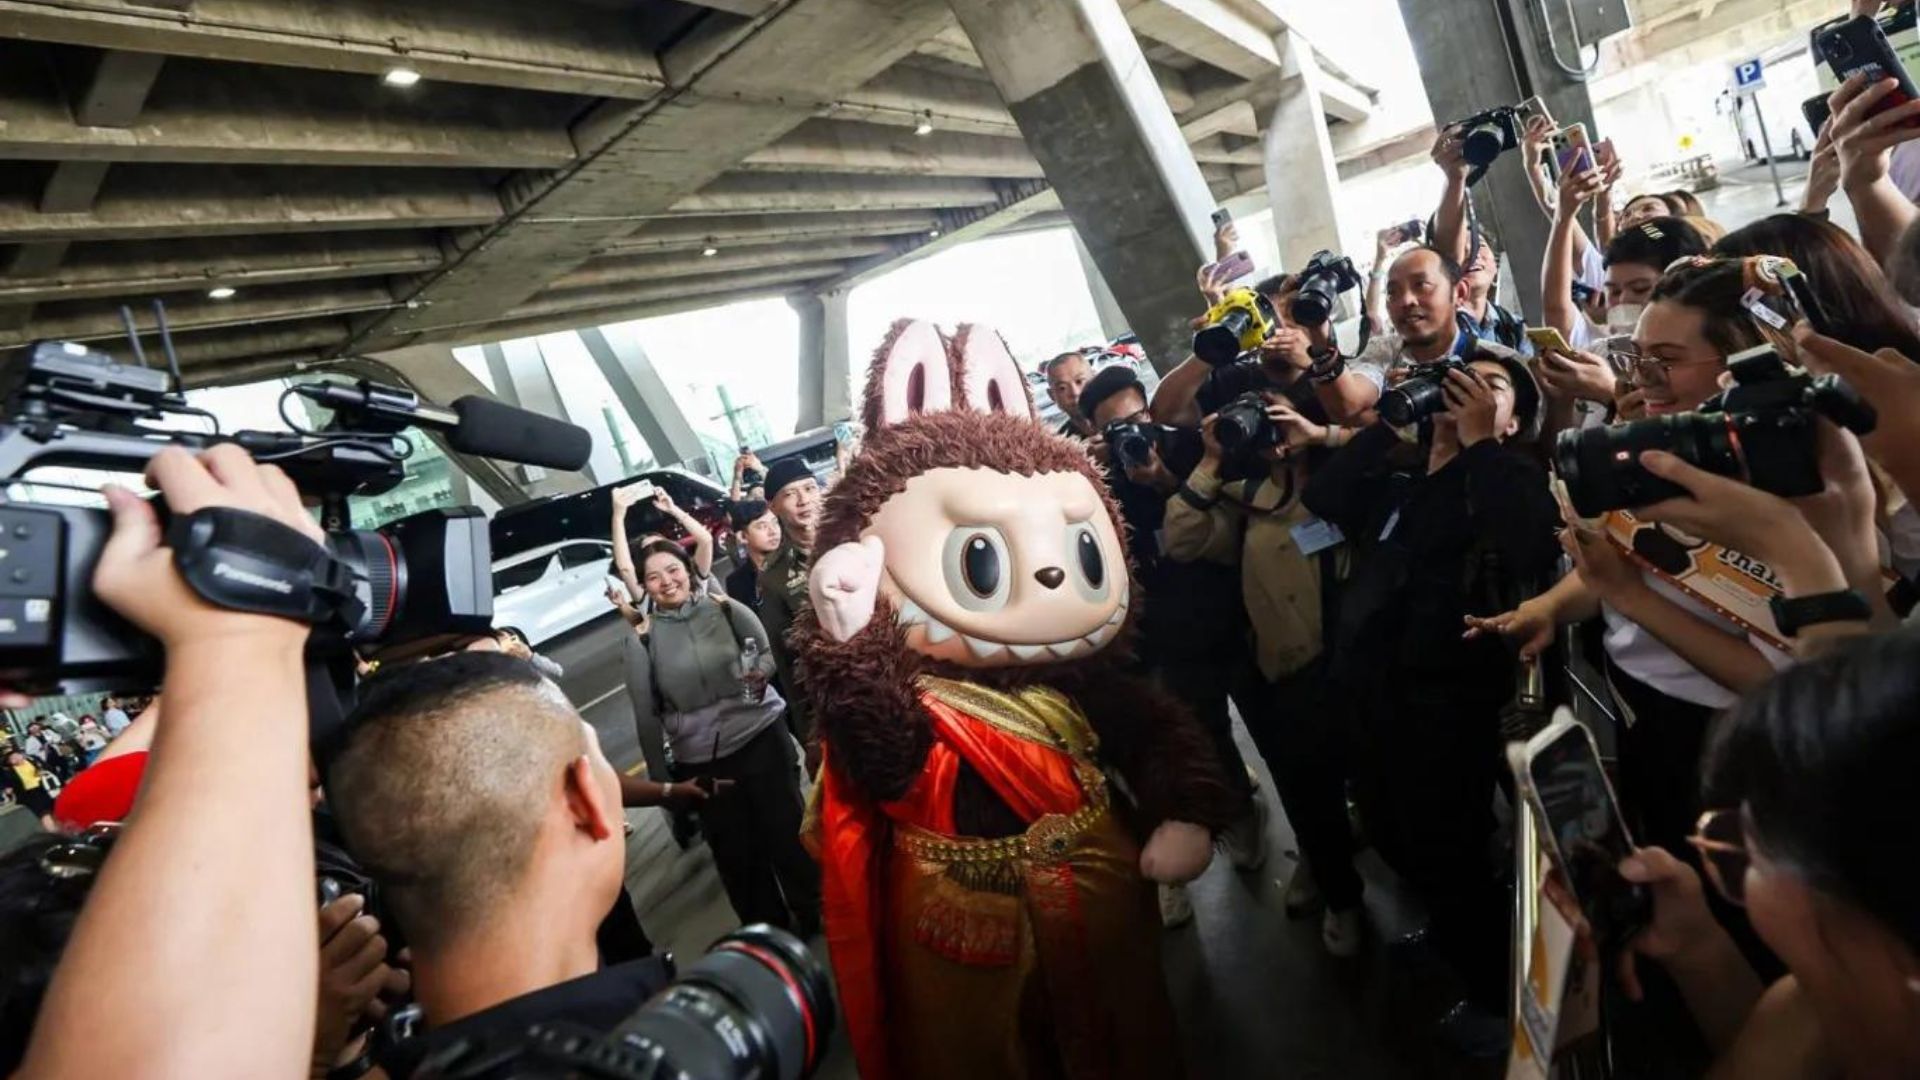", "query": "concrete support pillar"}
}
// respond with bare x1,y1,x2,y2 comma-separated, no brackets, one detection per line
491,337,578,495
1395,0,1596,319
1263,33,1345,270
576,326,714,476
948,0,1216,374
793,289,855,433
481,343,519,406
791,292,826,432
1070,230,1129,342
